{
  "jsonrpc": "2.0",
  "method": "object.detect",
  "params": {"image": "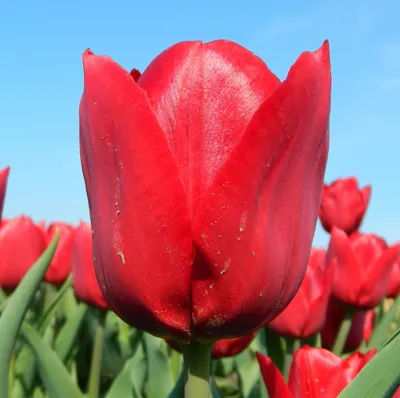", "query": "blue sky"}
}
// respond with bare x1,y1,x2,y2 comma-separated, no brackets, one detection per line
0,0,398,248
